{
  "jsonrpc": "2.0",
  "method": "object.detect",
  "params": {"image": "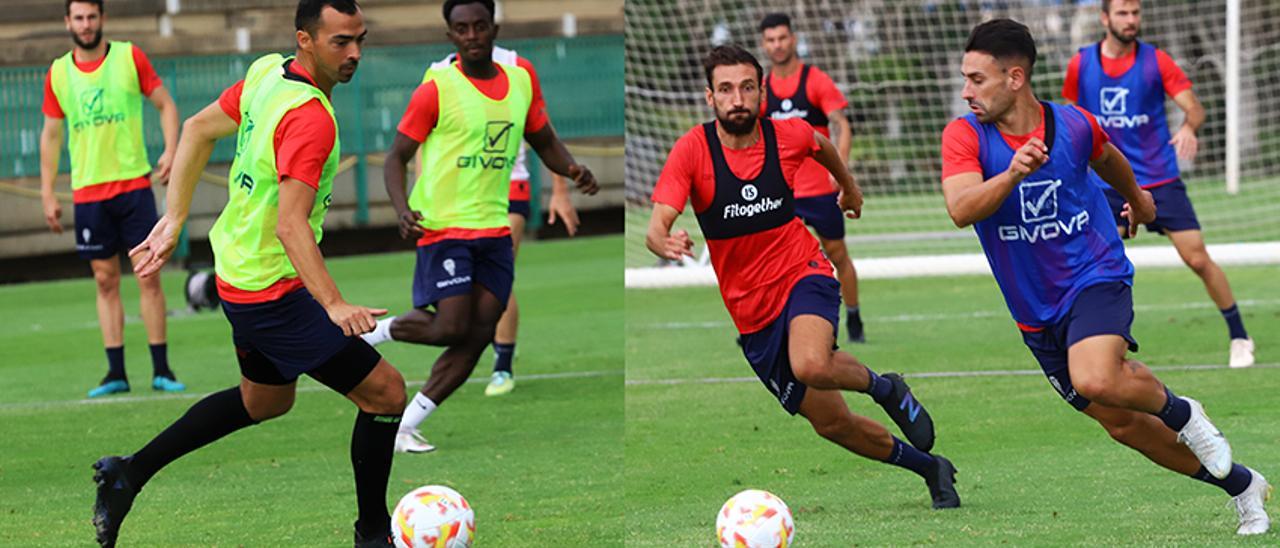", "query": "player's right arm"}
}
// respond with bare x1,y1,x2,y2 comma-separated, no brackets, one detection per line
939,120,1046,227
646,203,694,261
276,177,386,335
38,115,64,233
131,102,238,277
